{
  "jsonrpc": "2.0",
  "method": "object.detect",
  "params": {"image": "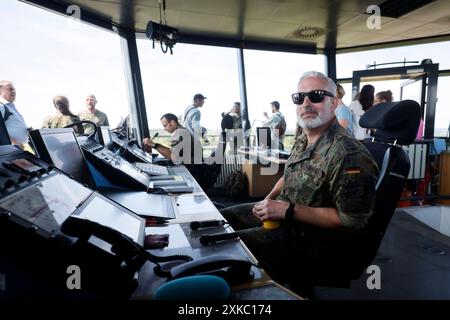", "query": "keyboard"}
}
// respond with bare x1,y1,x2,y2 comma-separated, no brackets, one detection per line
81,140,104,153
134,162,169,176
